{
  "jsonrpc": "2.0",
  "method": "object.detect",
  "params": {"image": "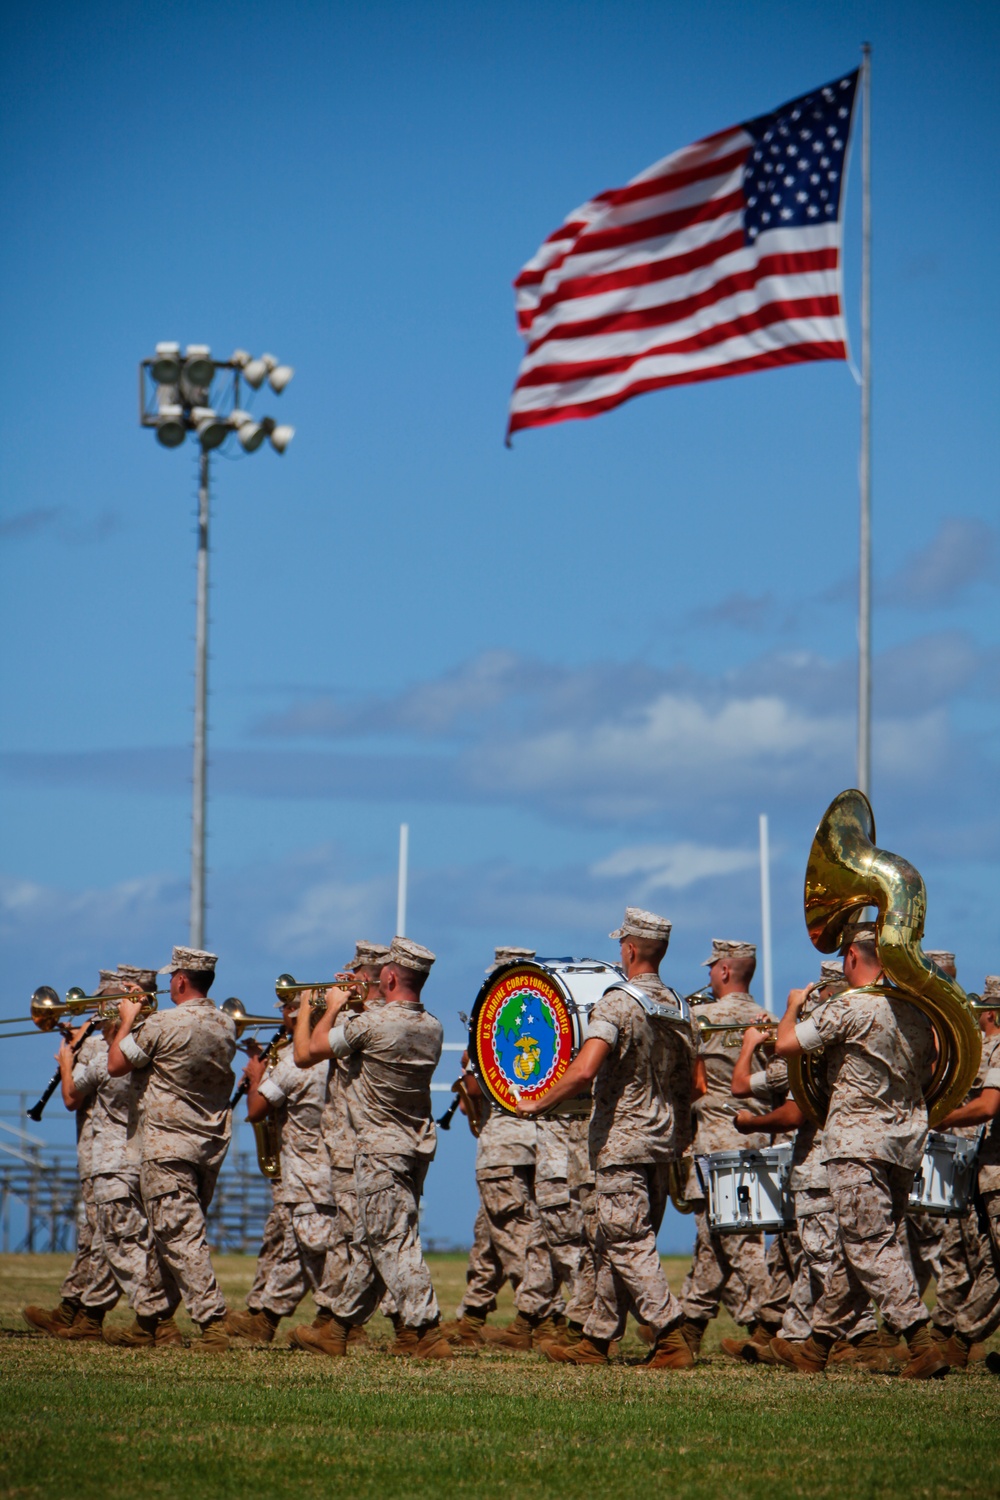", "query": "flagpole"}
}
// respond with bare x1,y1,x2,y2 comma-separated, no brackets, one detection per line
857,43,872,796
